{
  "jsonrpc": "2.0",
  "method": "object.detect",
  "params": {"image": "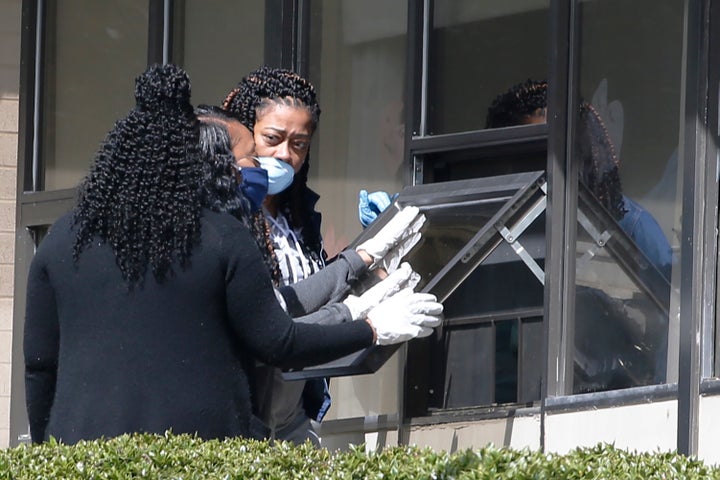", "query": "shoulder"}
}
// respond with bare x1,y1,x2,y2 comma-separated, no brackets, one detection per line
201,209,255,244
35,211,76,253
28,211,76,276
200,209,264,265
